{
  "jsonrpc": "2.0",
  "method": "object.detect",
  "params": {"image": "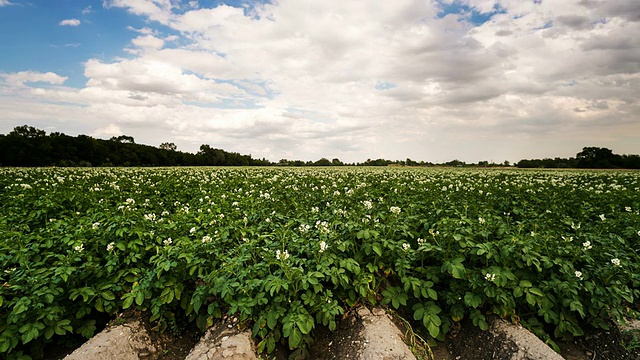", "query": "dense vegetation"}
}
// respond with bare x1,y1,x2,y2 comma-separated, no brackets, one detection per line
0,125,270,167
516,147,640,169
1,167,639,359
